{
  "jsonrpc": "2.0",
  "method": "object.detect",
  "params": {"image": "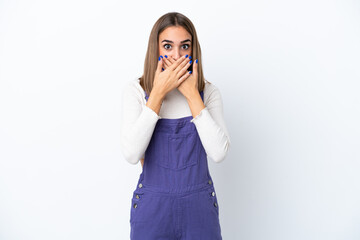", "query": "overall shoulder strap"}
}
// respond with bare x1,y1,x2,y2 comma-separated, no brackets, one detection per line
144,90,148,102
